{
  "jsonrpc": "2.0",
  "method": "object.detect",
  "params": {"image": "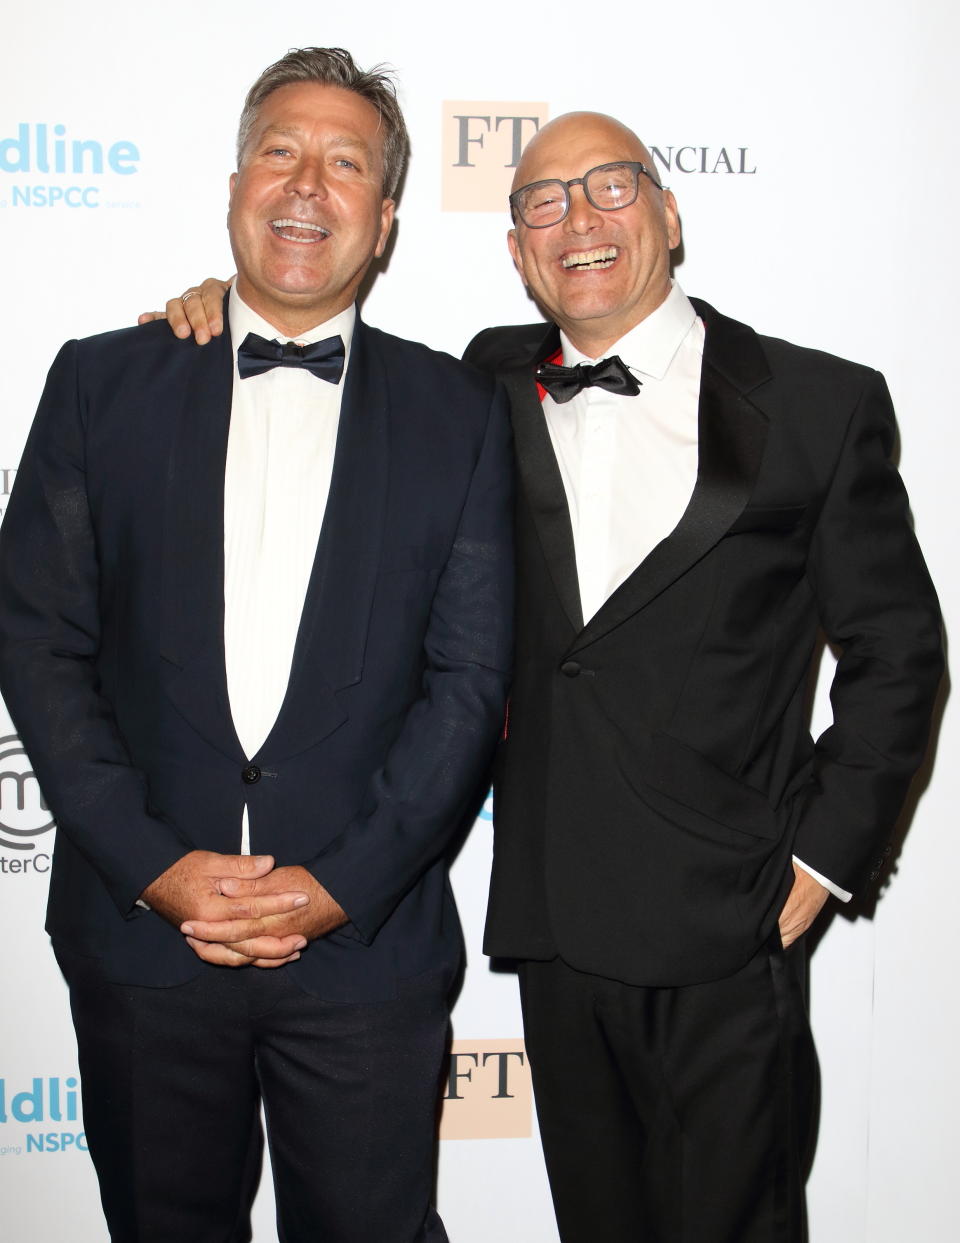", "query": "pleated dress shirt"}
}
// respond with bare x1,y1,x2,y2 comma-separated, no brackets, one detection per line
224,291,355,851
